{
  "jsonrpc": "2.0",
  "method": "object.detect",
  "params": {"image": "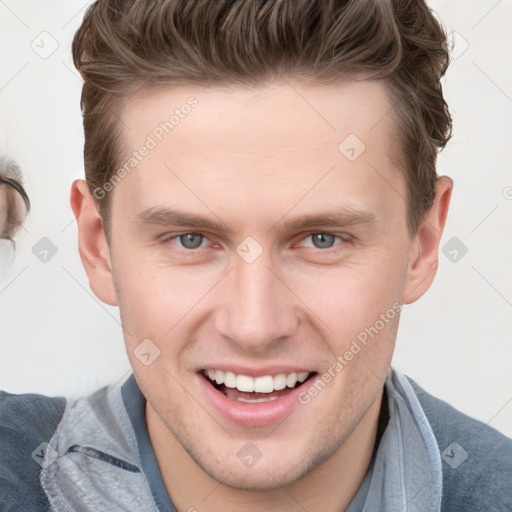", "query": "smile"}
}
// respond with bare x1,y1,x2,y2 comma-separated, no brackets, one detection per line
200,368,317,409
205,368,310,392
